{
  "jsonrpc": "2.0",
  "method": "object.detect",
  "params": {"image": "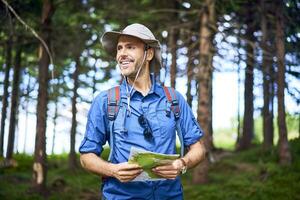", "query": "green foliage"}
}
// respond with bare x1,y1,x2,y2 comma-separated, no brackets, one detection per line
214,113,300,151
183,138,300,200
214,127,237,150
0,153,101,200
1,140,300,199
0,1,299,198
